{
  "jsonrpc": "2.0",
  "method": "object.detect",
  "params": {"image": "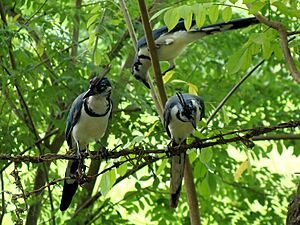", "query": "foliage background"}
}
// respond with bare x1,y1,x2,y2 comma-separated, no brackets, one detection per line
0,0,299,224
